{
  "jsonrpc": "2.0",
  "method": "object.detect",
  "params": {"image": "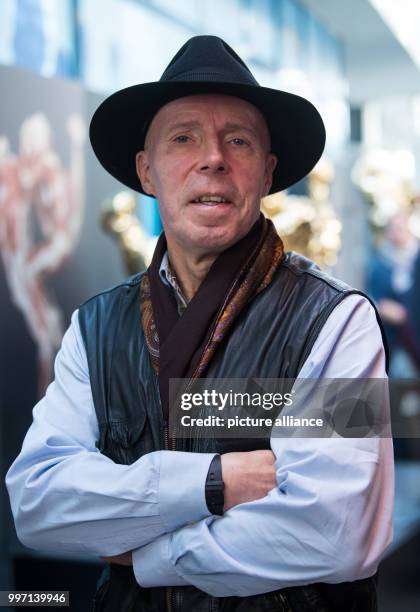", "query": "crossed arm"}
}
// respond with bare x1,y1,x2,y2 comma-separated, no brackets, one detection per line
113,295,395,596
6,295,394,596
